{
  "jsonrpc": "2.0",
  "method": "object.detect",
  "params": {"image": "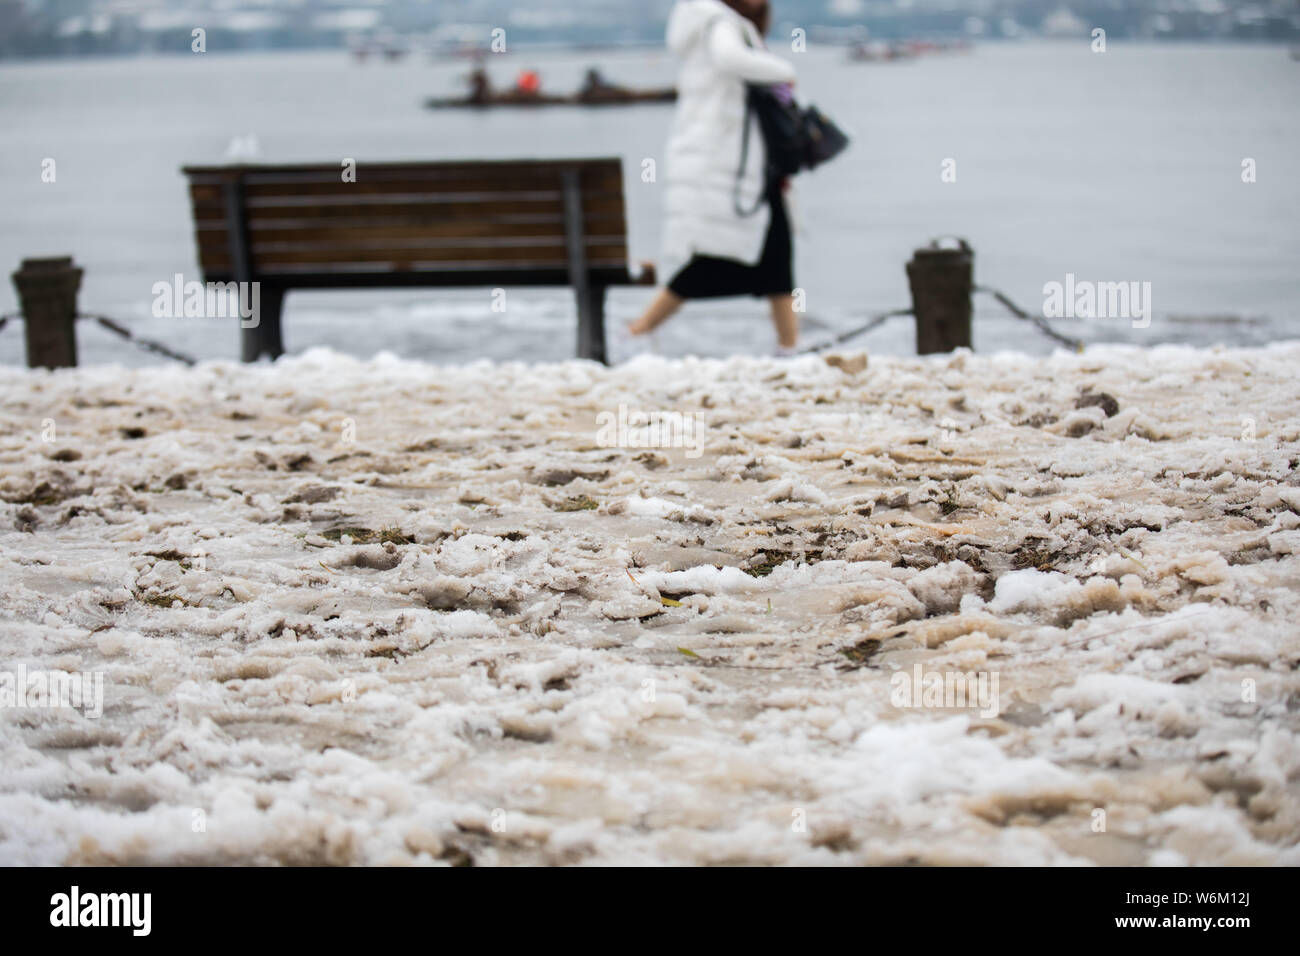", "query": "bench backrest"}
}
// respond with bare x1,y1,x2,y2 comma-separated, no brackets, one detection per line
181,158,634,288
